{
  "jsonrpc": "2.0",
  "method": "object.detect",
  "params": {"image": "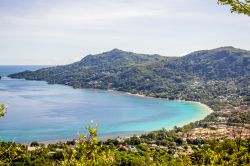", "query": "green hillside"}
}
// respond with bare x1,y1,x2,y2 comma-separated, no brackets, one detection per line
9,46,250,103
5,47,250,165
